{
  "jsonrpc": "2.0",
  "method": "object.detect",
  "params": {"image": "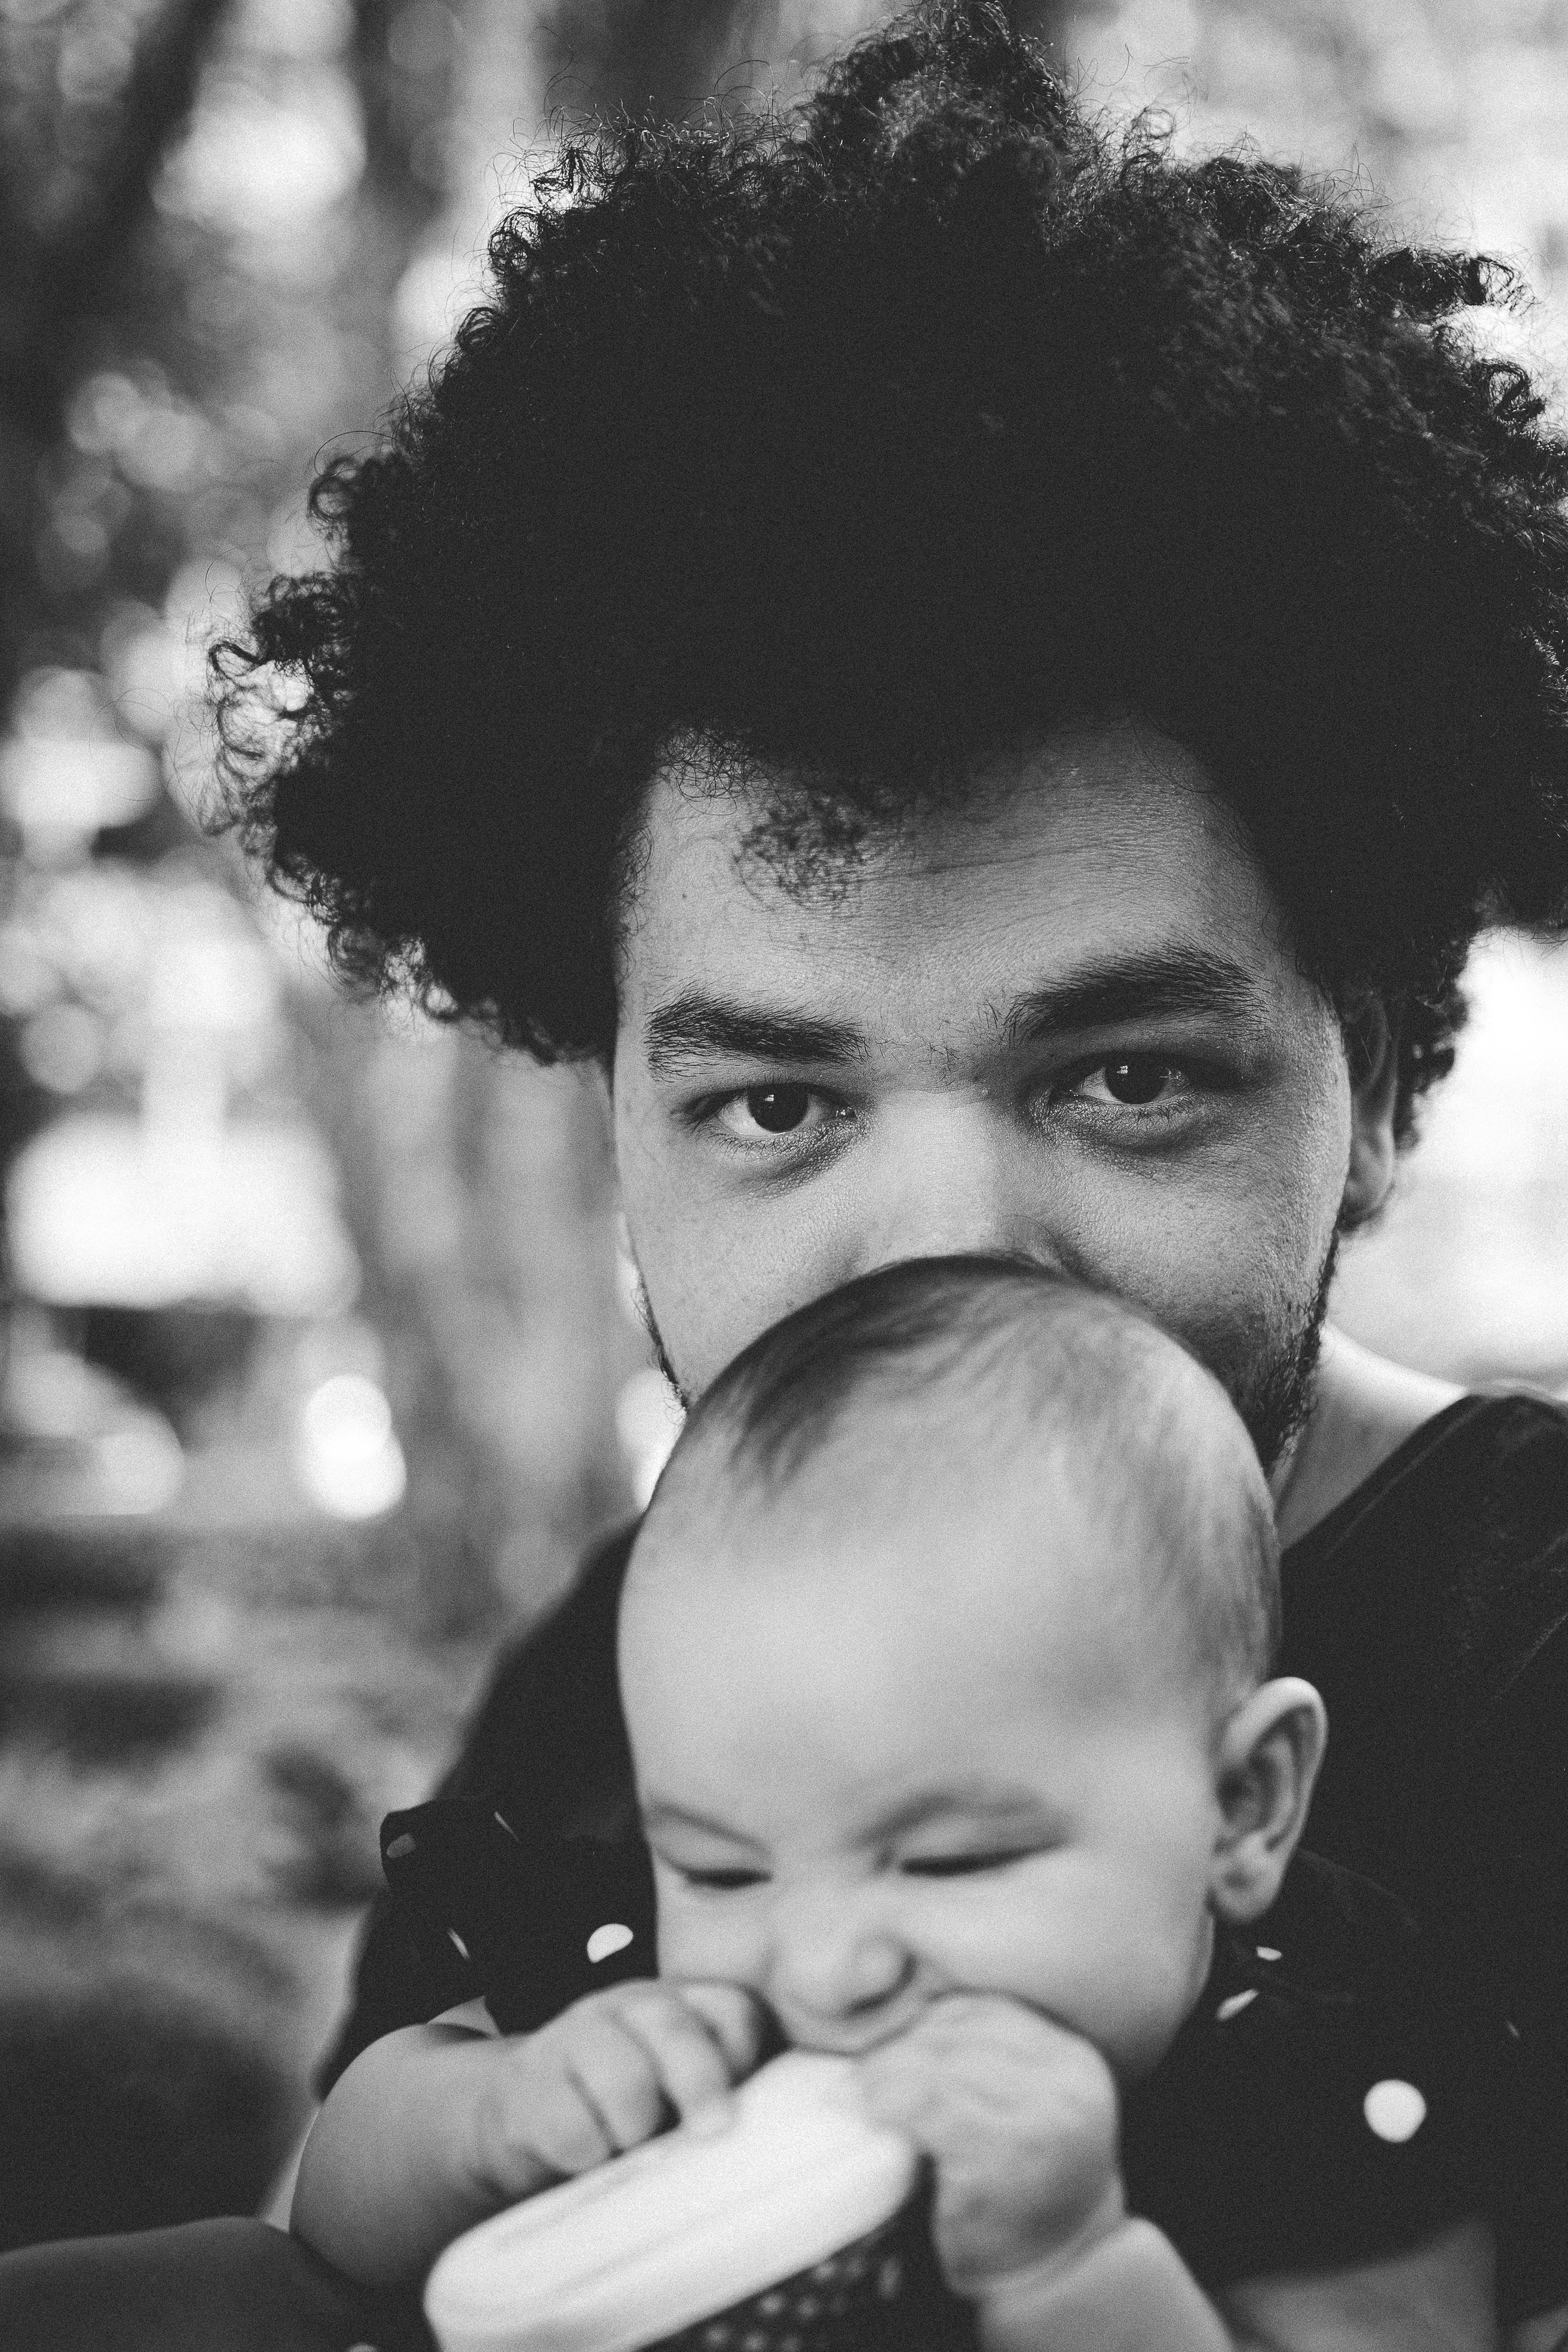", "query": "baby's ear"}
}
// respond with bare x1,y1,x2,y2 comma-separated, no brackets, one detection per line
1208,1679,1328,1924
